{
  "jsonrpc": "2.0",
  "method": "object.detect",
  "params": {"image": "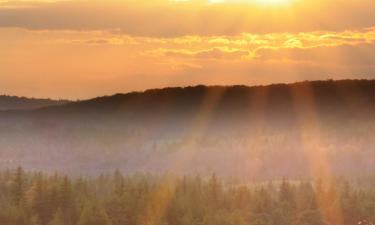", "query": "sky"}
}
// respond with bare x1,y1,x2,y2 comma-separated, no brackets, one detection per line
0,0,375,99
